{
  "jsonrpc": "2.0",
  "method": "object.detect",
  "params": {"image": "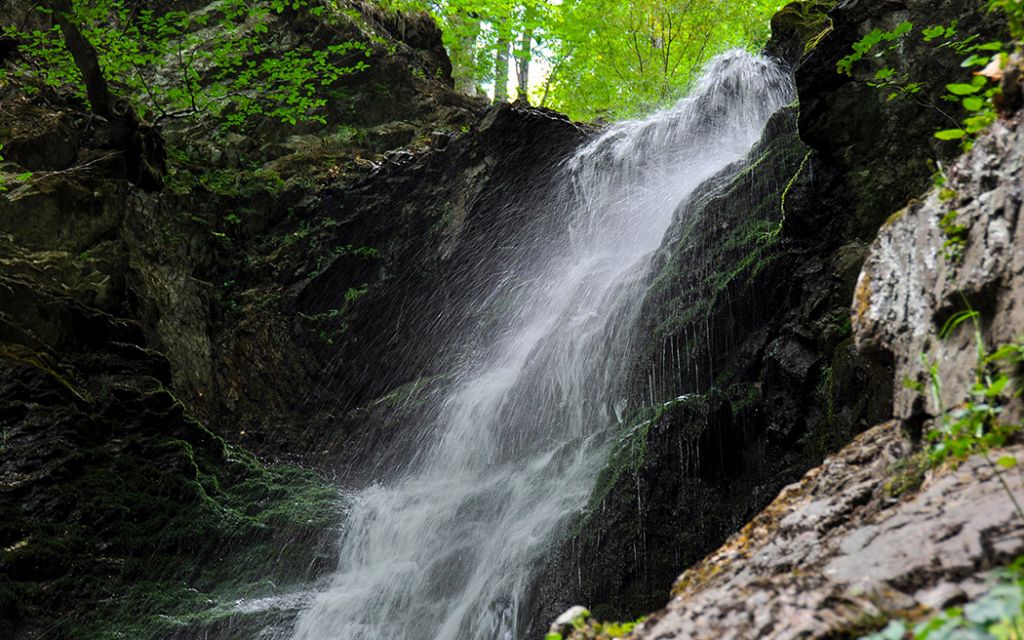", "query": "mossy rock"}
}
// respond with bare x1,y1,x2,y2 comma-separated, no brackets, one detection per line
0,343,338,639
